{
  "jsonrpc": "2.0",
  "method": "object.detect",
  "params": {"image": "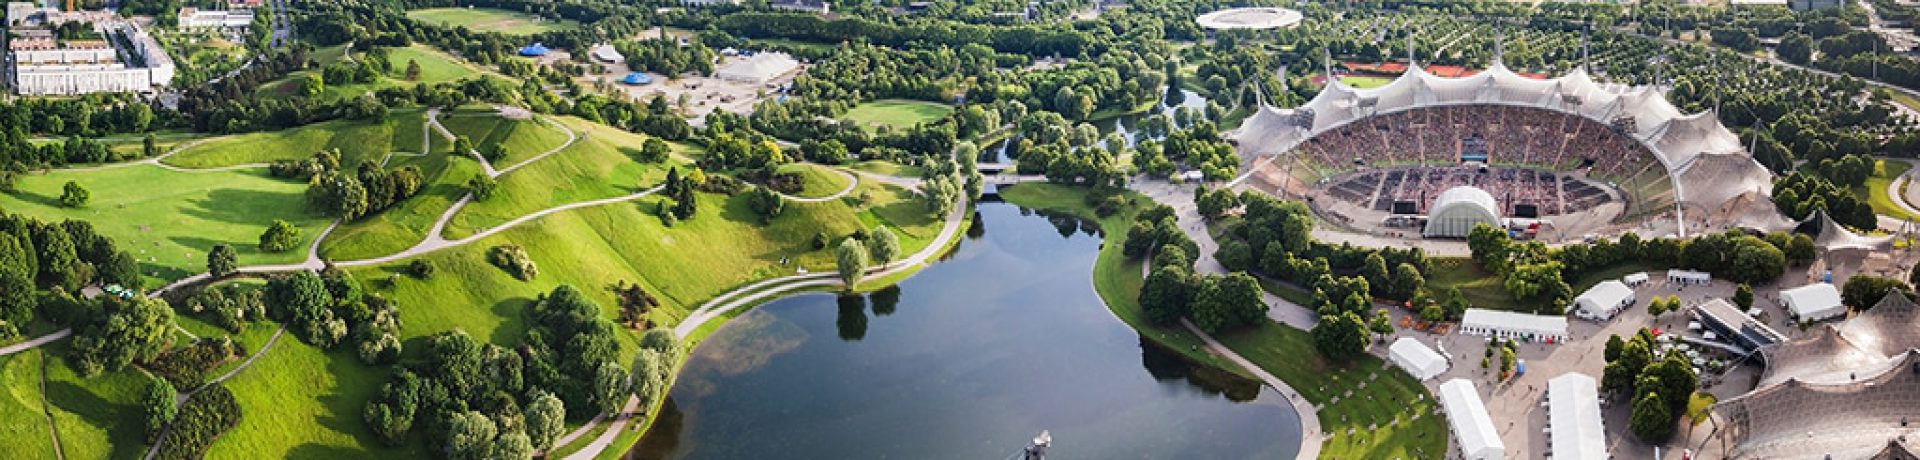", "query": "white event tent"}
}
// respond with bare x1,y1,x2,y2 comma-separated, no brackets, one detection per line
1573,280,1635,321
1780,283,1845,322
1388,337,1448,381
1547,373,1607,460
1438,379,1505,460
